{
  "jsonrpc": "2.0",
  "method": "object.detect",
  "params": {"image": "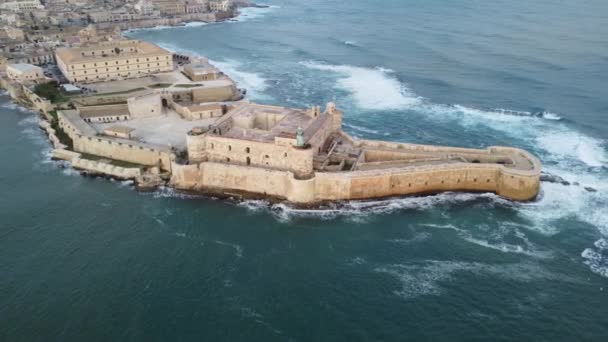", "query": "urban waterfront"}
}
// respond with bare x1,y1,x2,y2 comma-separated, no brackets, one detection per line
2,0,608,340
